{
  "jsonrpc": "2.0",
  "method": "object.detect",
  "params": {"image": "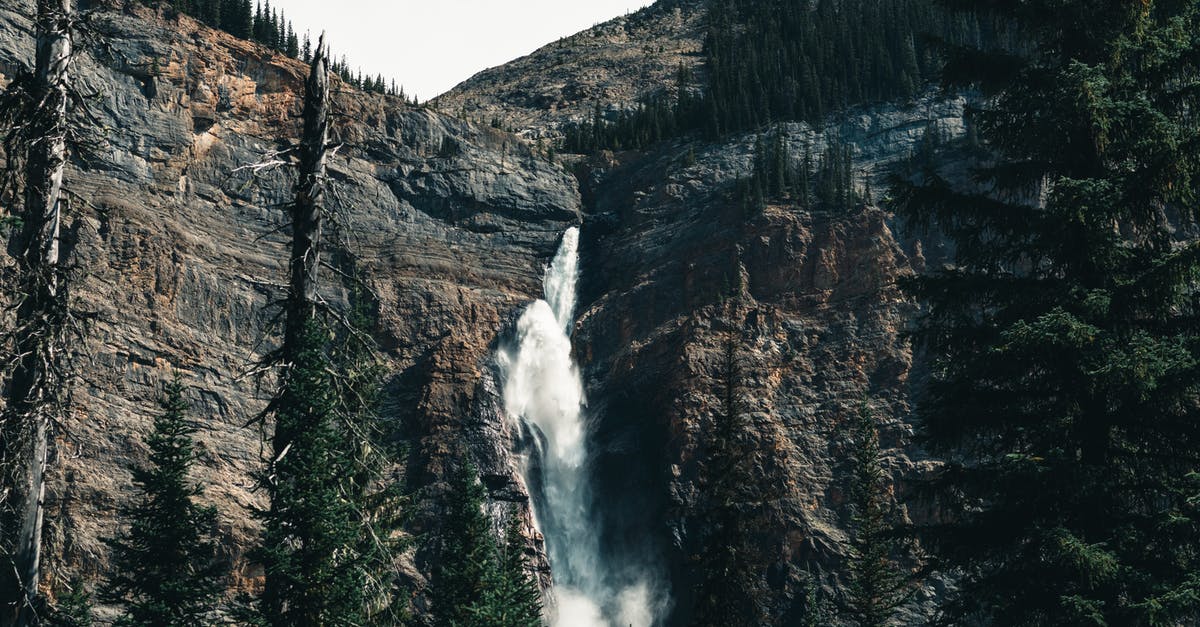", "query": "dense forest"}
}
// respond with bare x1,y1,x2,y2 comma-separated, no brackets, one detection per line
563,0,1007,152
893,0,1200,621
